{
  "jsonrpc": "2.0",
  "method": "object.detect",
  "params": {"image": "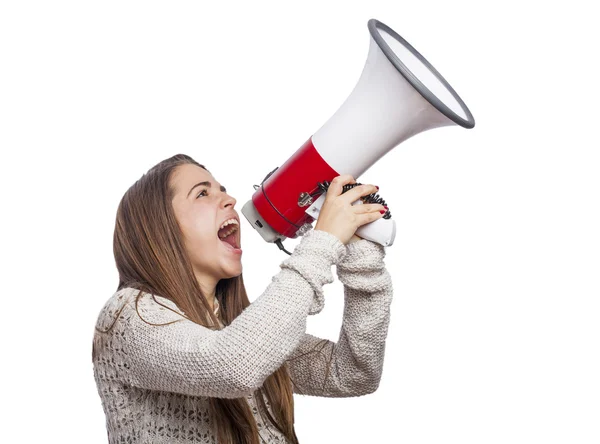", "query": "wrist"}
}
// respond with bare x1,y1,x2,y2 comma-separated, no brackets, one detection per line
348,234,362,244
